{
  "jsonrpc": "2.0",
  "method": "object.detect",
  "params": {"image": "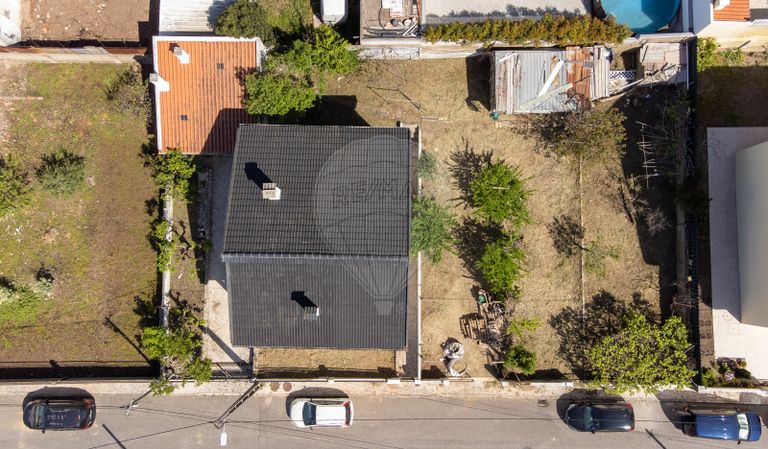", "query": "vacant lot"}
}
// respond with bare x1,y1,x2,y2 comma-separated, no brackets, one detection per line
320,58,669,379
0,63,156,376
22,0,150,42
